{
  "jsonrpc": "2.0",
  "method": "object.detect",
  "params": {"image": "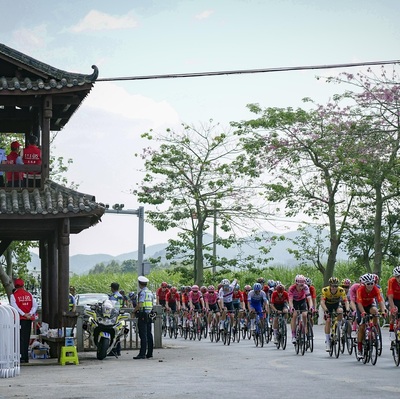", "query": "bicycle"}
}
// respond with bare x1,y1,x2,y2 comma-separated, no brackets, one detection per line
231,308,242,343
253,311,265,348
167,311,178,339
391,311,400,366
208,310,220,343
293,311,306,356
221,312,232,346
340,313,353,355
273,312,287,350
328,311,341,358
356,313,379,365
